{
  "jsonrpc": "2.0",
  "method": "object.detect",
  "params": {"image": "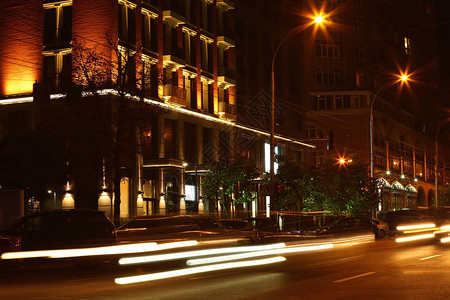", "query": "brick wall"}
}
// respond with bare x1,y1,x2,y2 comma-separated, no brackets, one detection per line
0,0,43,96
